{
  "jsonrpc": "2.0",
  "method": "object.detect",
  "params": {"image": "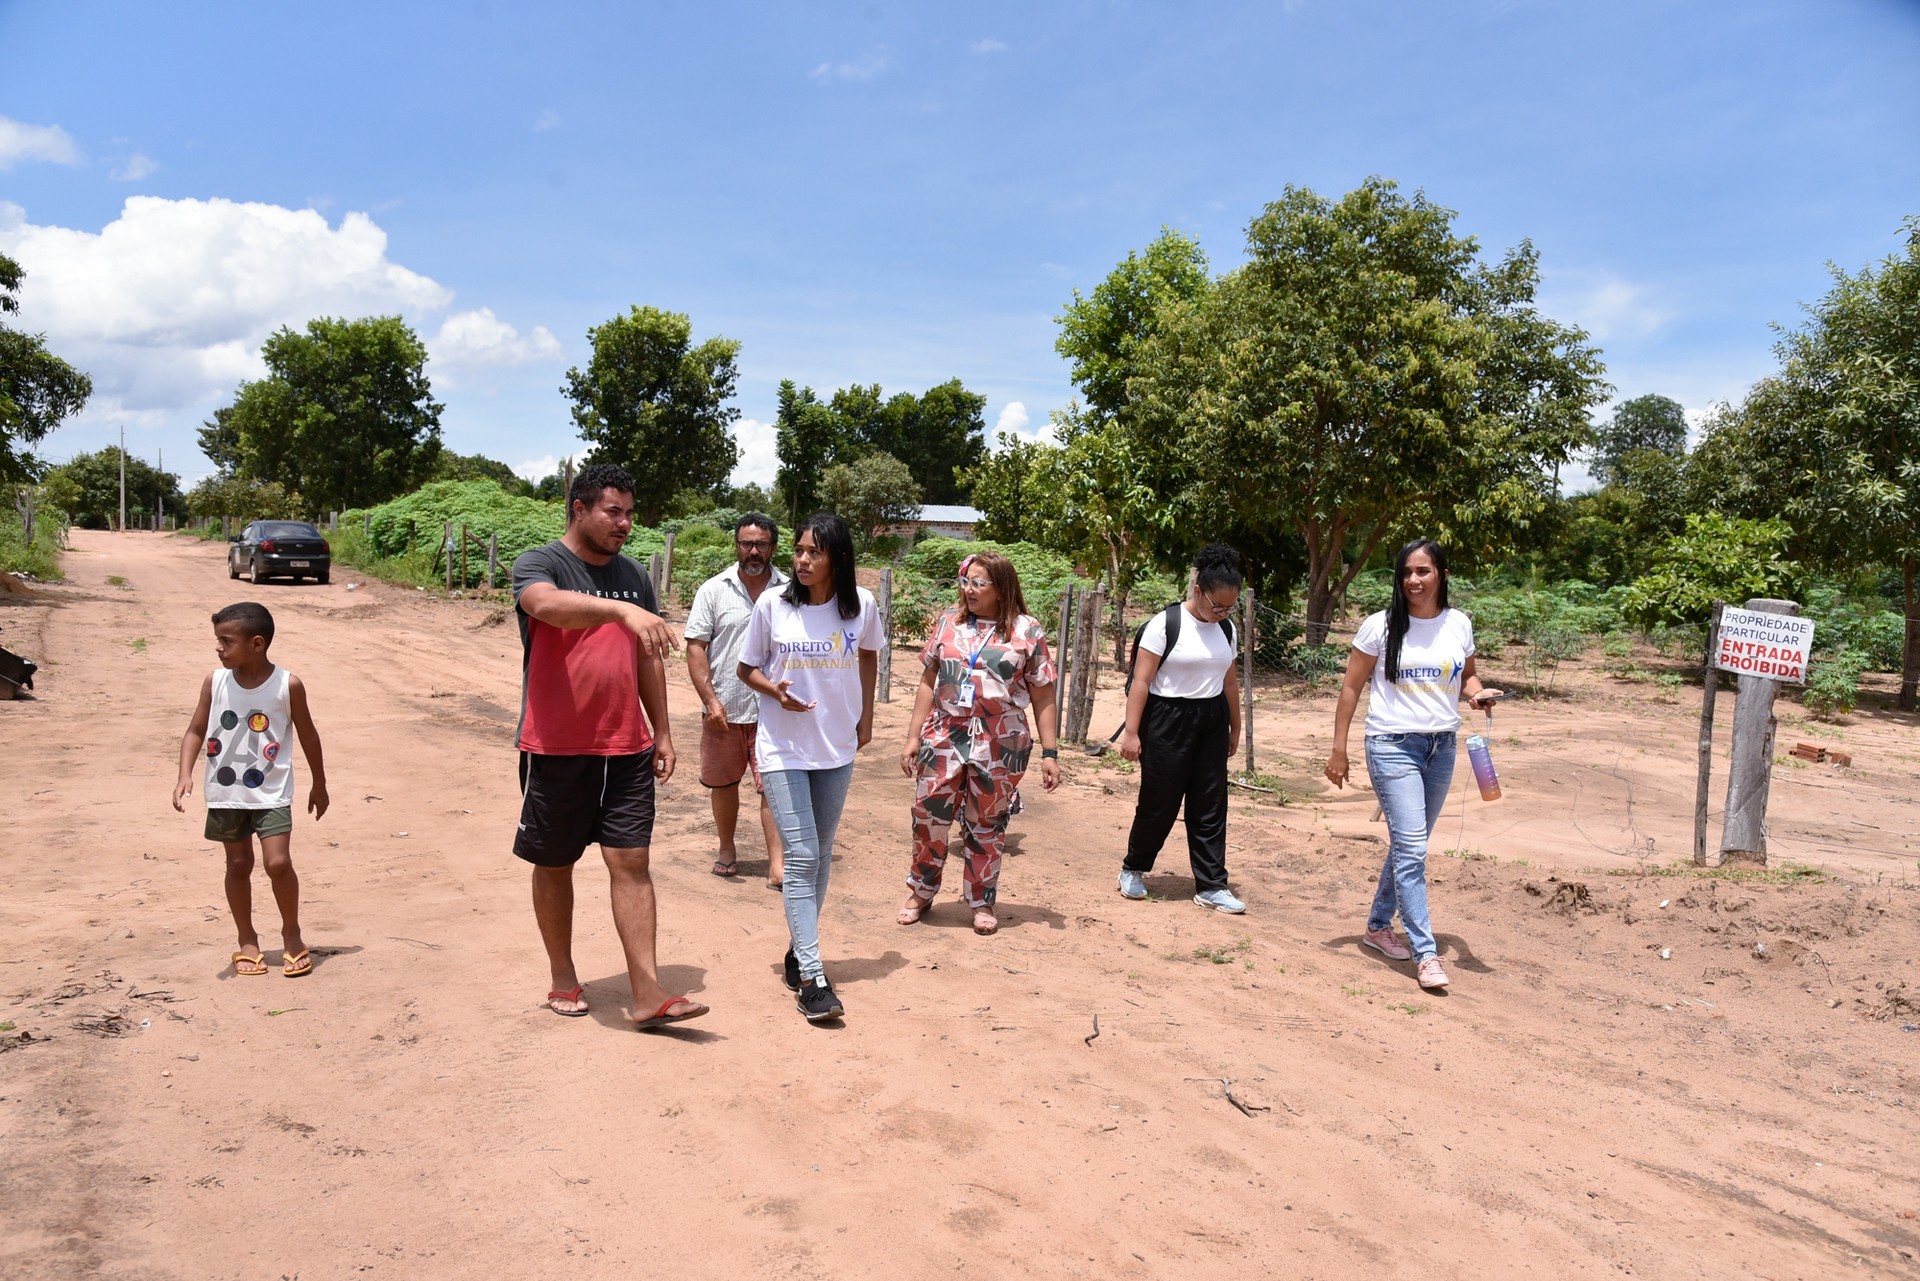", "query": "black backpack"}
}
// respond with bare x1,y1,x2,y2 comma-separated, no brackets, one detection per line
1106,602,1235,741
